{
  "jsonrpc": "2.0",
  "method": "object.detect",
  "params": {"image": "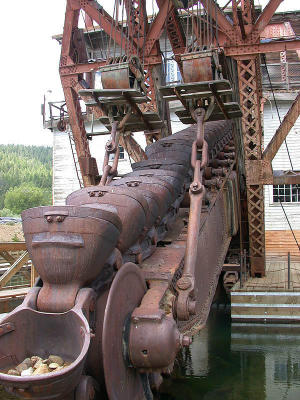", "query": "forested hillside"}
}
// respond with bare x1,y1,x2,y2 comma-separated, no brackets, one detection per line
0,145,52,216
